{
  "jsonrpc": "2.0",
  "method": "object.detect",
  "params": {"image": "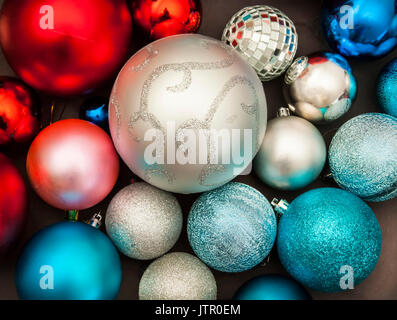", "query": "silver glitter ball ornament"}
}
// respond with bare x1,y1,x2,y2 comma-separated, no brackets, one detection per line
222,5,298,81
254,108,326,190
105,182,183,260
284,52,357,123
109,34,267,194
139,252,217,300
